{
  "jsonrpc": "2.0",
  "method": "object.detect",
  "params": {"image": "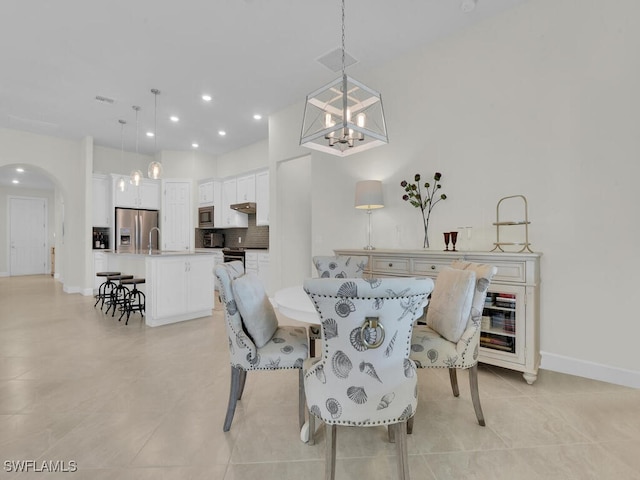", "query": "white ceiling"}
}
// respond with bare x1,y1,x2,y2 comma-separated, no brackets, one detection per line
0,0,525,166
